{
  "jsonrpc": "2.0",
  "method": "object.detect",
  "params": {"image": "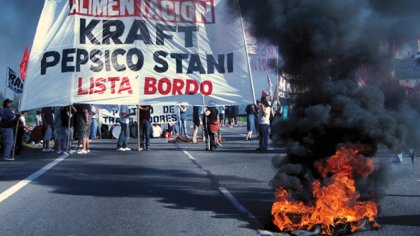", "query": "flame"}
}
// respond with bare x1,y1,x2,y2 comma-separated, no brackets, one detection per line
272,146,379,235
